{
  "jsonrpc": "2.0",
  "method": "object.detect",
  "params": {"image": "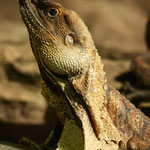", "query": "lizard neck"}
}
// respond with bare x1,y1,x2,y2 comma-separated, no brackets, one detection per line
72,51,122,143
